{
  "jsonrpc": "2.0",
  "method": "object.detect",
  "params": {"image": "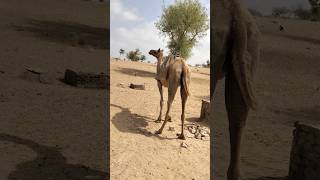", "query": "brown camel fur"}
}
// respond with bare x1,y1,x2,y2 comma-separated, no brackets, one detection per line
211,0,261,180
149,49,191,140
